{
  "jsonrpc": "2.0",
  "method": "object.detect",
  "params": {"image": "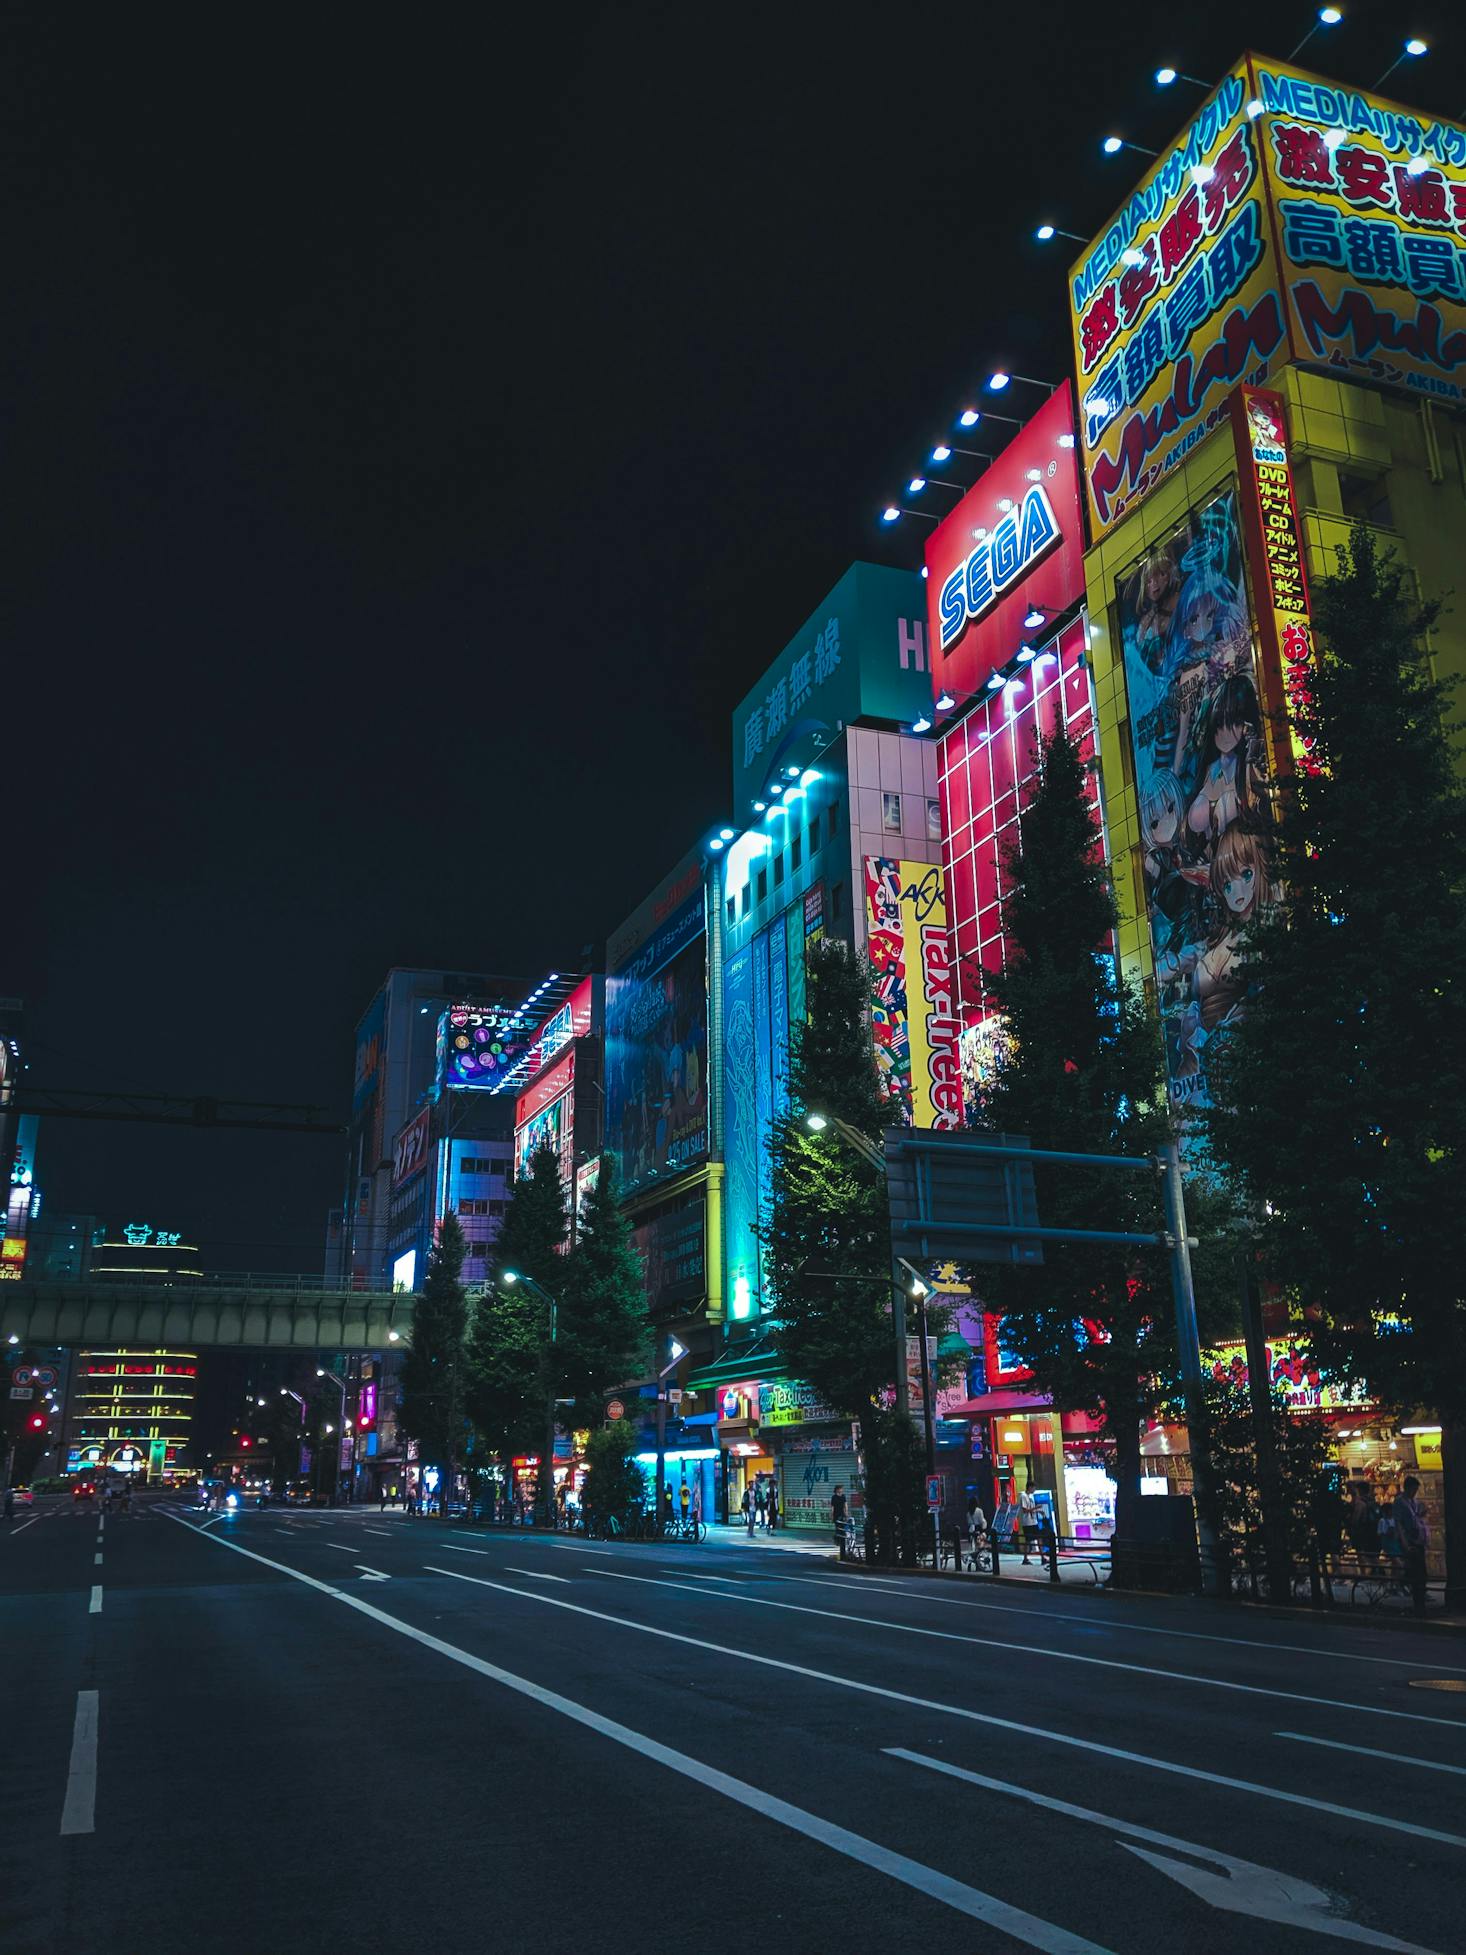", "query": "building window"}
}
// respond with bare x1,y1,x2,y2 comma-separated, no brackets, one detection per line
757,867,768,903
460,1158,497,1176
827,802,838,842
773,854,785,887
831,880,845,922
882,791,902,833
458,1198,489,1216
808,822,819,858
726,895,736,926
791,832,802,870
741,884,751,918
1339,471,1394,529
927,798,942,842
